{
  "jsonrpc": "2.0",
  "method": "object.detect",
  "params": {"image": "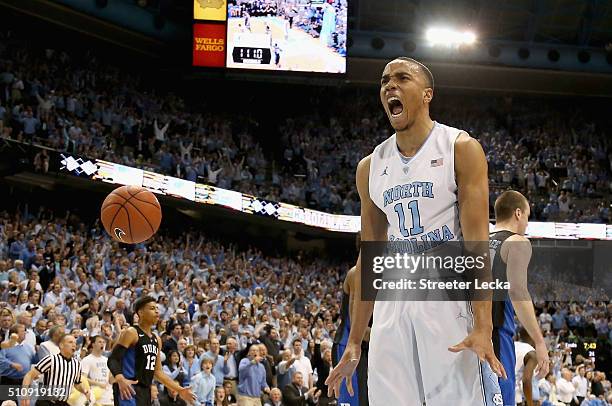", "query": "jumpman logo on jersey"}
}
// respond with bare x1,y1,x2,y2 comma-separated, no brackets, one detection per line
456,310,469,321
381,166,389,176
